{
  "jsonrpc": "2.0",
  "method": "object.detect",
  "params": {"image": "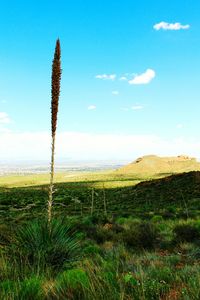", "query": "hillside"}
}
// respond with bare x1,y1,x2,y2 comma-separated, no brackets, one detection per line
112,171,200,216
1,171,200,223
116,154,200,176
